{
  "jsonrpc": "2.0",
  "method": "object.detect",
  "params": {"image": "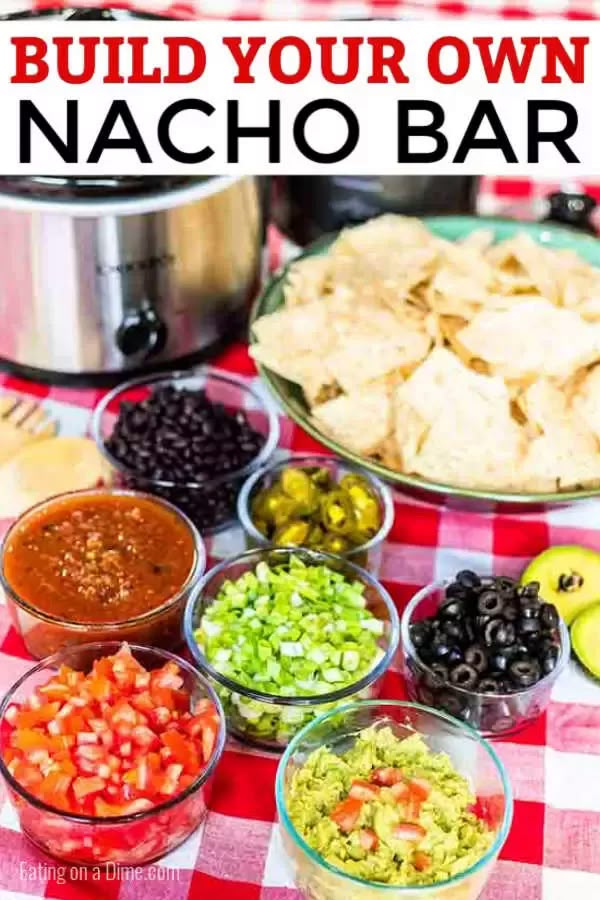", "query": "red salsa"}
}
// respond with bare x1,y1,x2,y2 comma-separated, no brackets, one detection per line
3,493,196,624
